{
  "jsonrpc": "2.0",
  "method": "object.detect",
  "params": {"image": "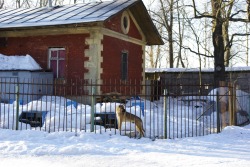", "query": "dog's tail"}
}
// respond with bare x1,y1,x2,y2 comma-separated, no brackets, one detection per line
141,122,145,137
